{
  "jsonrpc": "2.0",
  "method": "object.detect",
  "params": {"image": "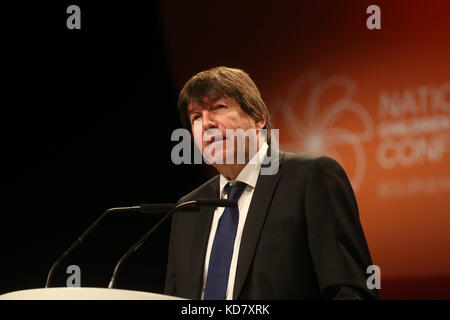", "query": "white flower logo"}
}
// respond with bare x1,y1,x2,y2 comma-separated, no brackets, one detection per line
272,71,374,190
